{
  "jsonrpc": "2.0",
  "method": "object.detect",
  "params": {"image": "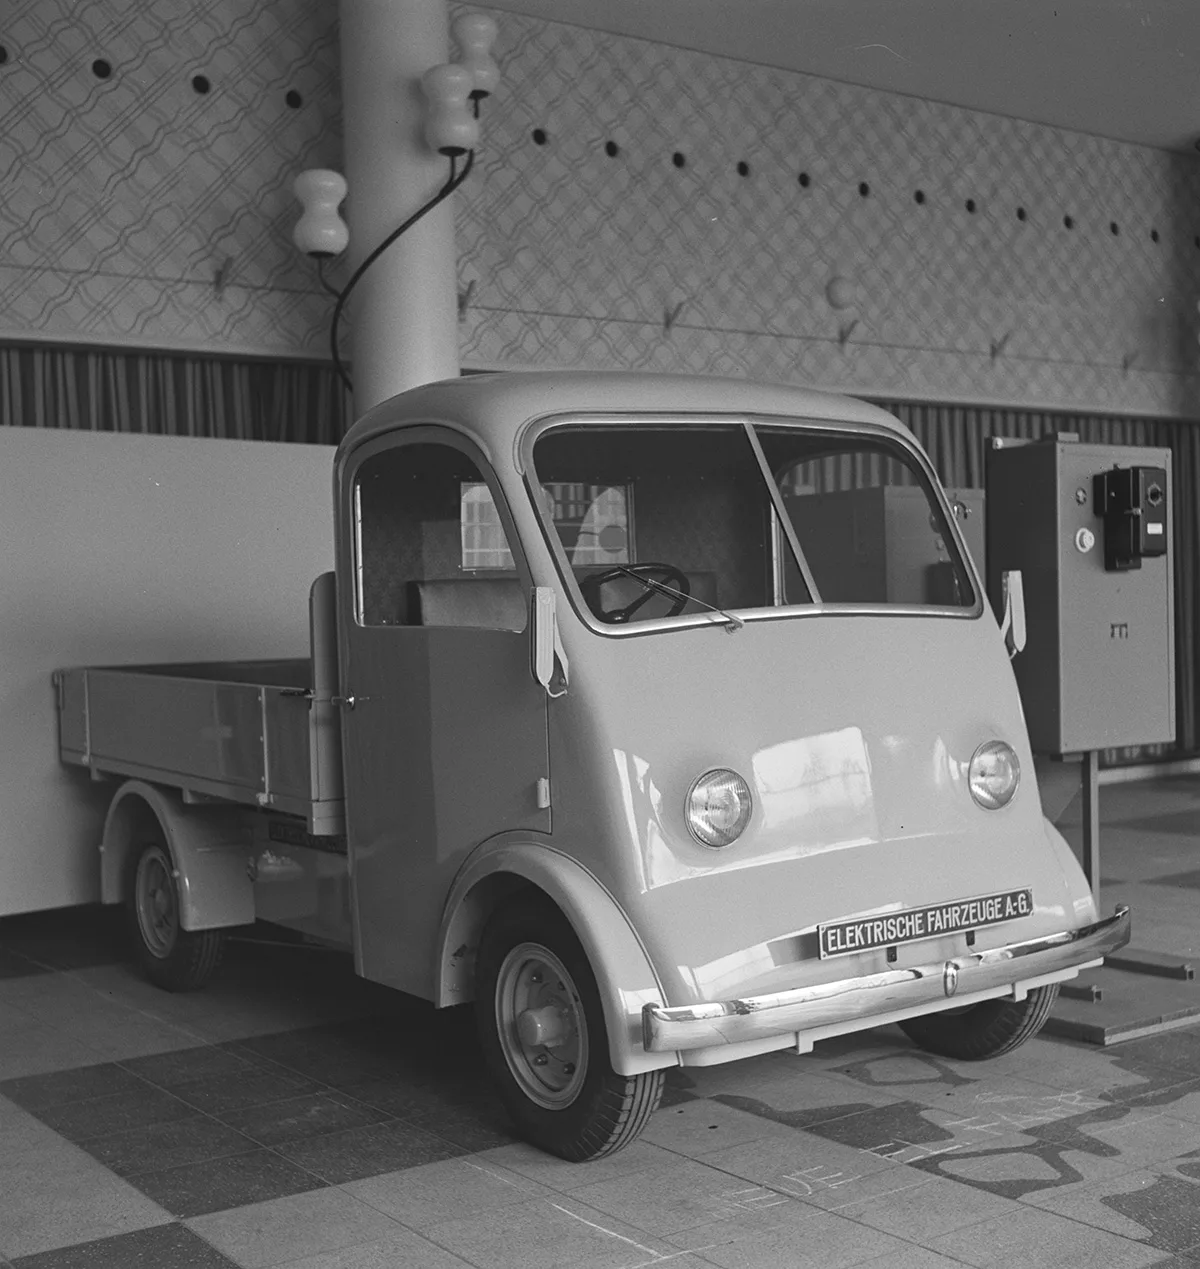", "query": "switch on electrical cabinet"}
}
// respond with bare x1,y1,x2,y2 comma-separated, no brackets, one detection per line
985,435,1174,754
